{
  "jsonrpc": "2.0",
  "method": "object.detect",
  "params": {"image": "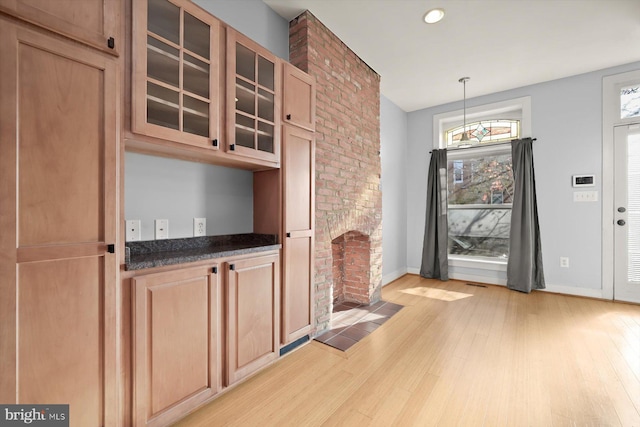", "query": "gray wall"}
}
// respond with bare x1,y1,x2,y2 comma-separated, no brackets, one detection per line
380,95,408,284
194,0,289,59
406,60,640,293
125,153,253,240
125,0,289,241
